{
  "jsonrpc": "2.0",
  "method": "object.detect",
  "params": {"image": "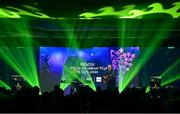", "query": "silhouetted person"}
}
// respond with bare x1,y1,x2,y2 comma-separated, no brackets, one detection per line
51,85,64,112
